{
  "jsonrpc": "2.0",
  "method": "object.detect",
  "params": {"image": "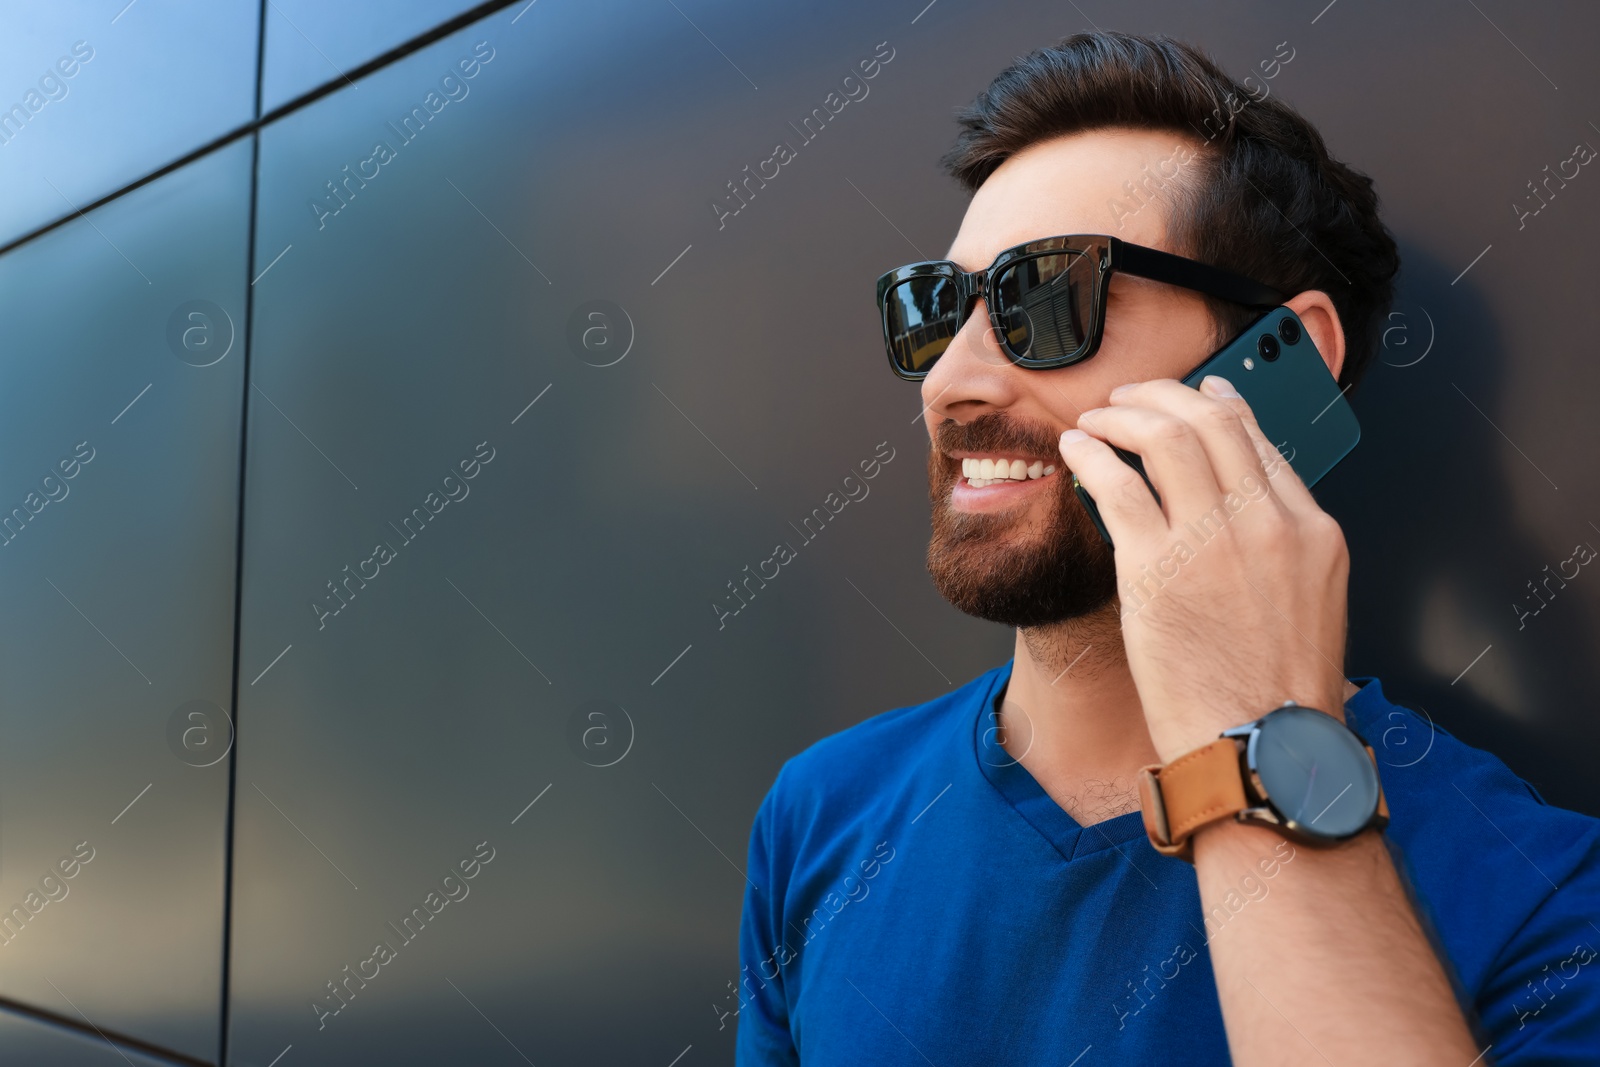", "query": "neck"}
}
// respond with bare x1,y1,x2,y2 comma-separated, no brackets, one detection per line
999,603,1364,826
998,603,1160,824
